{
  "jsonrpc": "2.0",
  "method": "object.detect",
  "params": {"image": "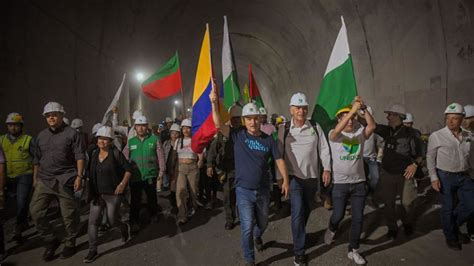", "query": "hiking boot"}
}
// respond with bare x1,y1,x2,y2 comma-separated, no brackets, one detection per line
83,249,99,263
